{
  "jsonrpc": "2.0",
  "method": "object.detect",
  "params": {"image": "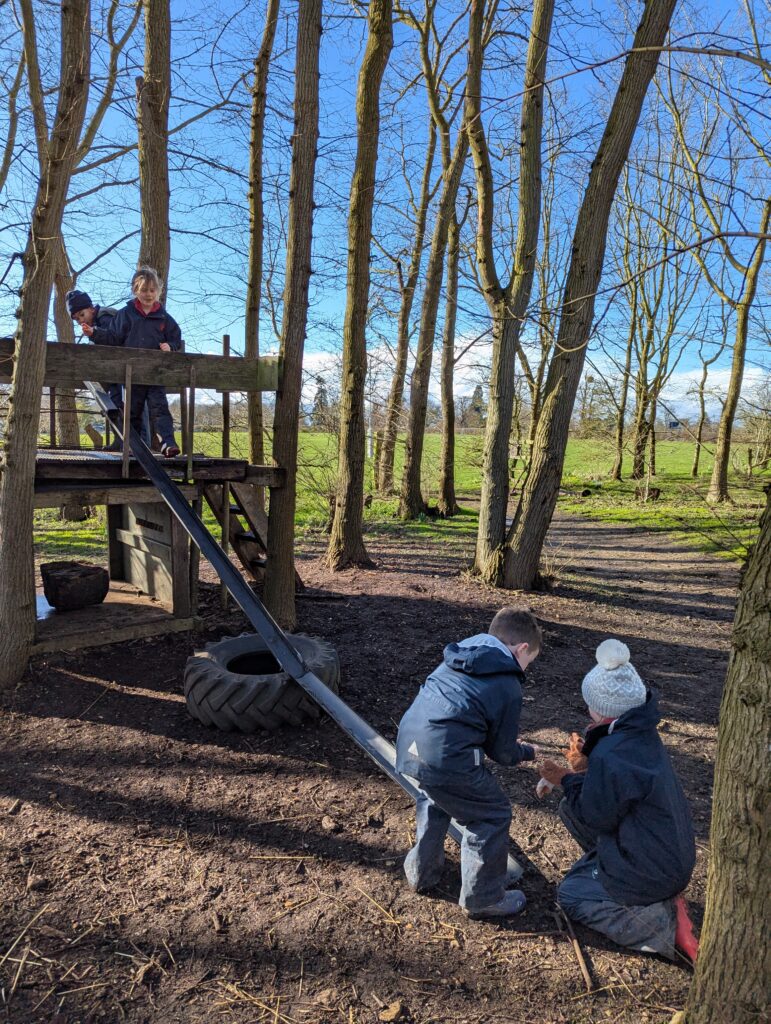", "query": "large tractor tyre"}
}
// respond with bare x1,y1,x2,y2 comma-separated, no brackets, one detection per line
184,632,340,733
